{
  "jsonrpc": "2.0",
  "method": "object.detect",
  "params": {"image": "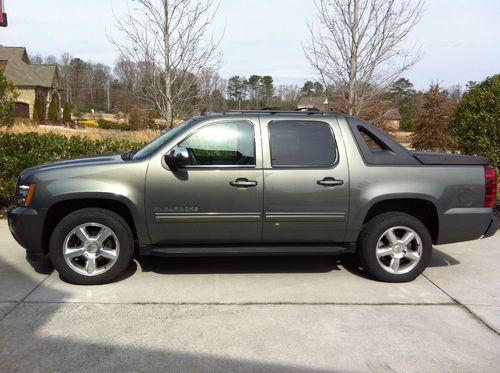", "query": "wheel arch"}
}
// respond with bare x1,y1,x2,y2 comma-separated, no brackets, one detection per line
362,197,440,244
42,196,142,254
